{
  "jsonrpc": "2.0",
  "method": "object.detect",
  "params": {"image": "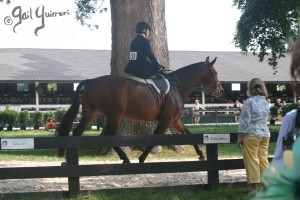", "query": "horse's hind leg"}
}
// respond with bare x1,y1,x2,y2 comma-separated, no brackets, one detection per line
171,119,206,160
138,123,169,163
139,146,154,163
105,117,130,164
73,113,97,136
